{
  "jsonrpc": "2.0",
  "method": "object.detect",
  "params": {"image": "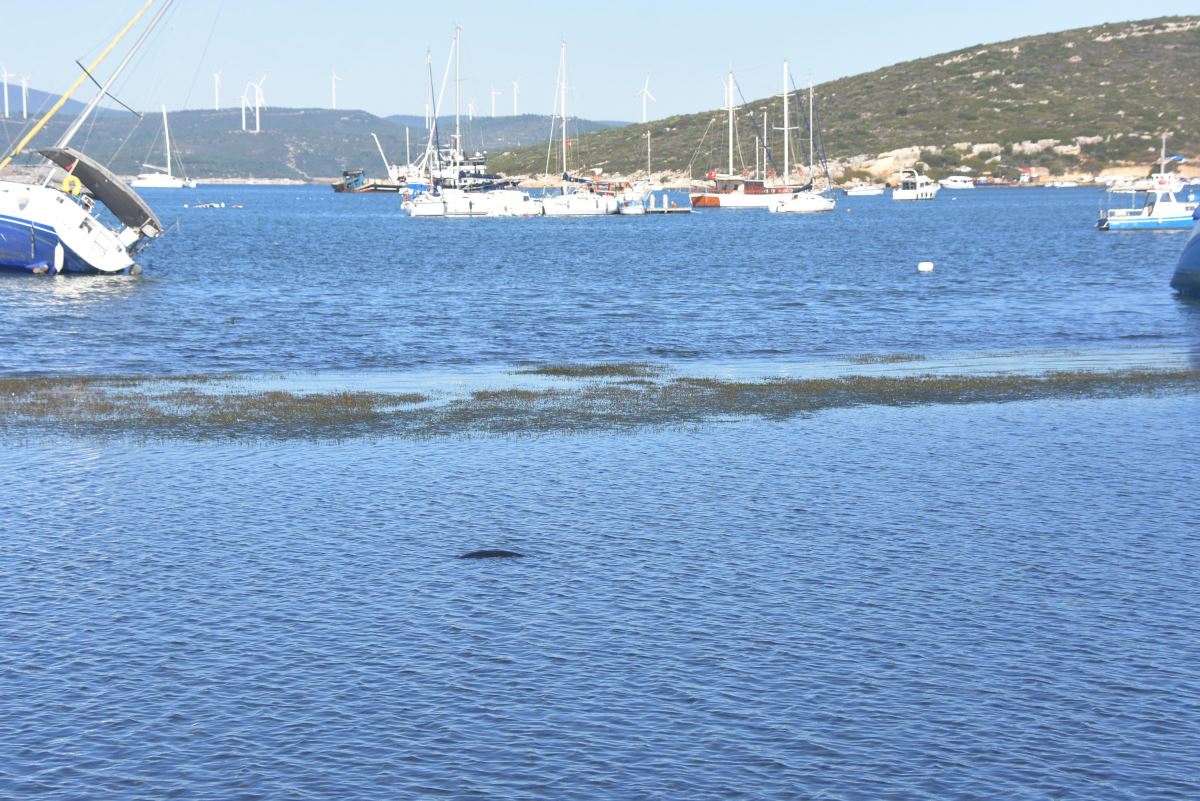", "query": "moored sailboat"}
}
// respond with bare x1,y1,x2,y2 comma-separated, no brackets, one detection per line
542,42,617,217
130,105,196,188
